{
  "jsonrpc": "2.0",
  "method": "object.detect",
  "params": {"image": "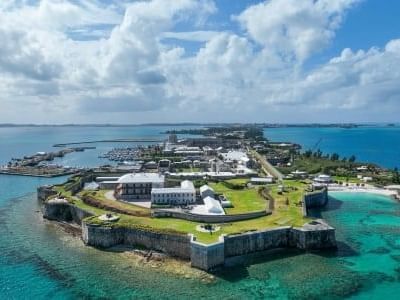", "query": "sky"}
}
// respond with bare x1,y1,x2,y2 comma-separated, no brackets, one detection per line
1,0,400,124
